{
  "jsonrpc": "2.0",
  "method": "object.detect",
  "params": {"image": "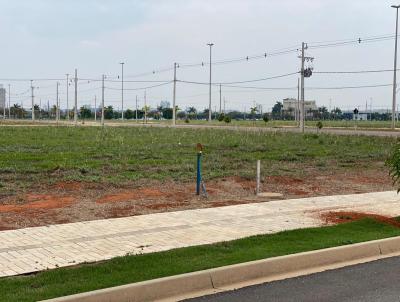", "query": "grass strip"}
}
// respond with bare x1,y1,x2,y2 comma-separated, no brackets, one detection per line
1,218,400,301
